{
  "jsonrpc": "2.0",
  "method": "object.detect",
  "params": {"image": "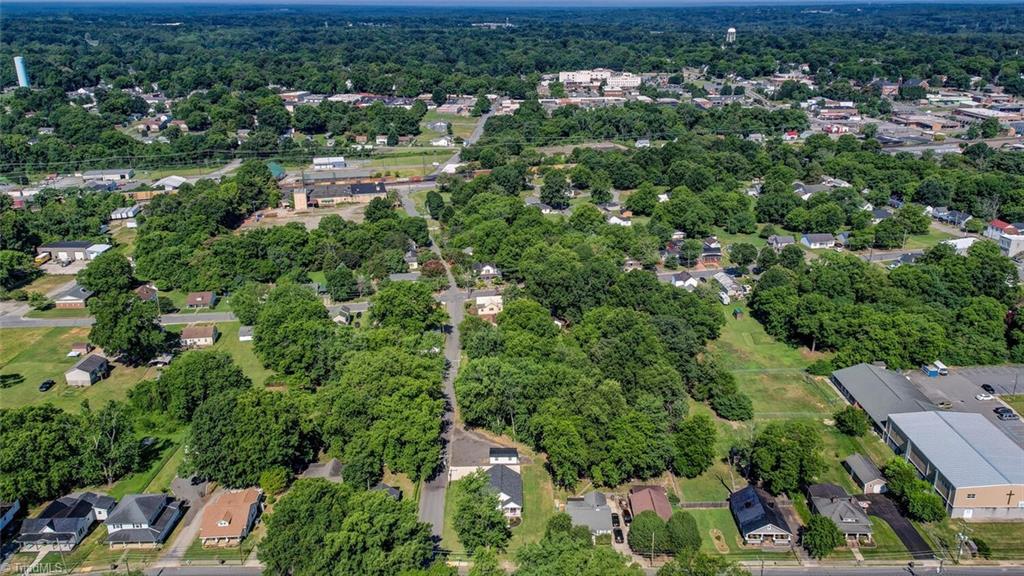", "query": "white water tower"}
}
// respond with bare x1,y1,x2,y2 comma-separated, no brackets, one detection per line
726,27,737,44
